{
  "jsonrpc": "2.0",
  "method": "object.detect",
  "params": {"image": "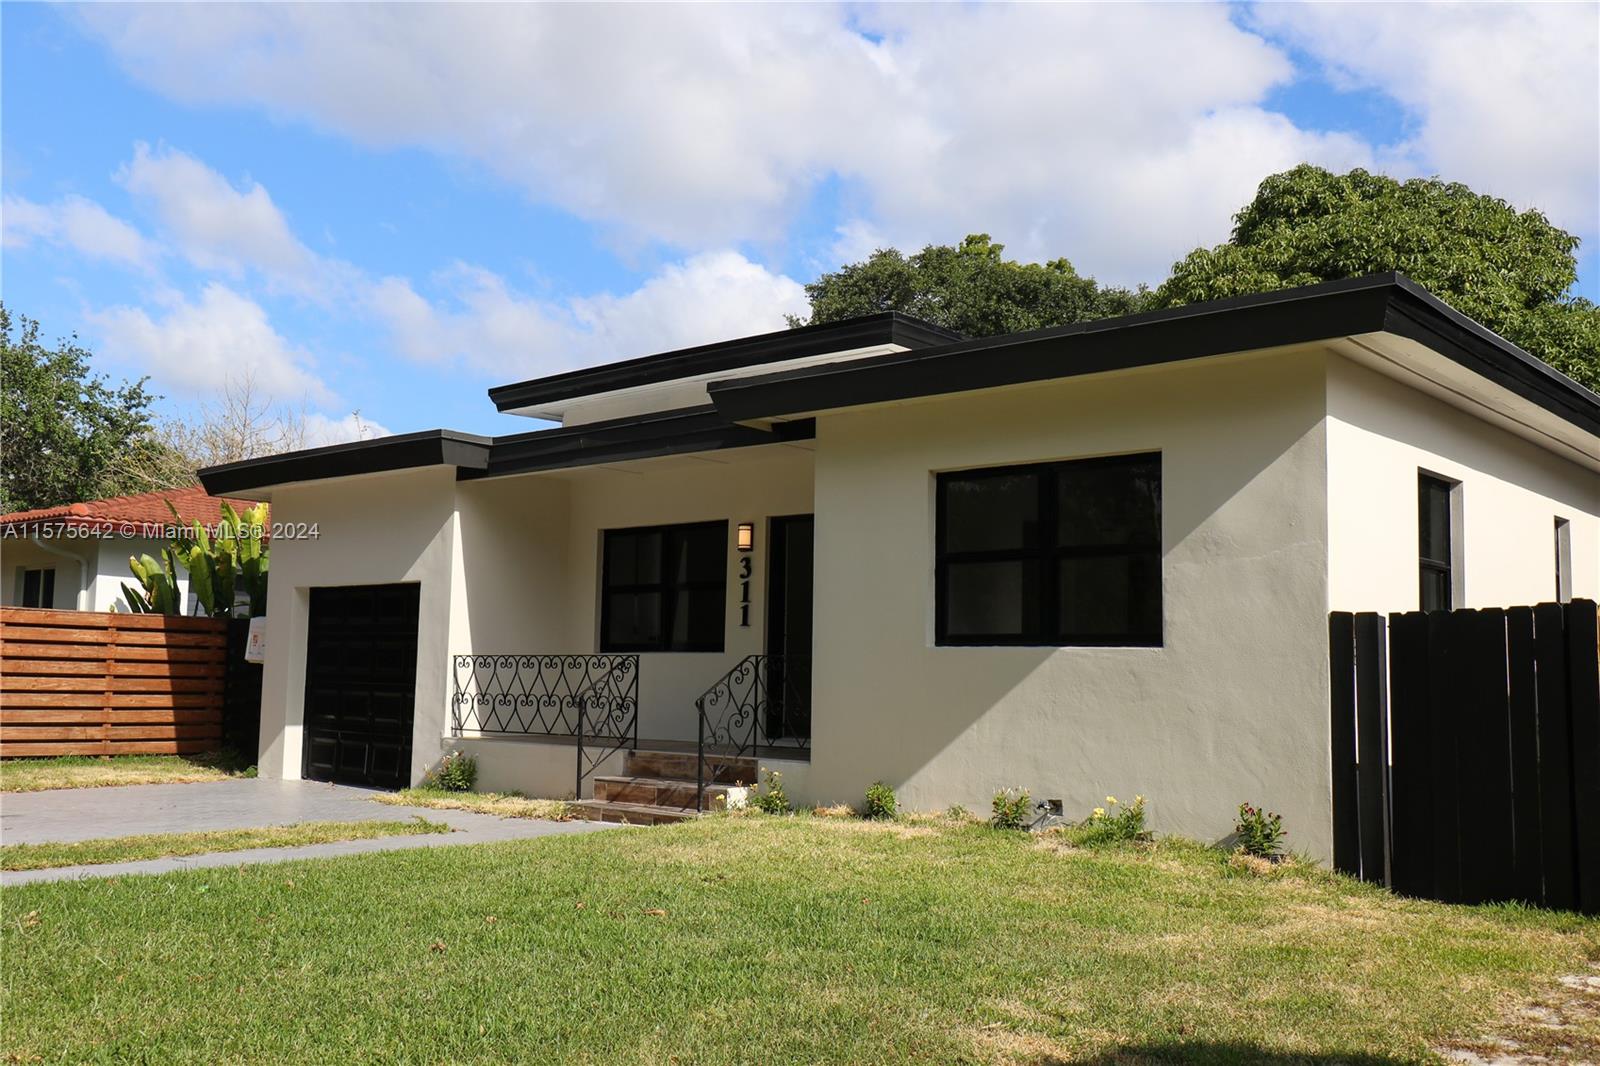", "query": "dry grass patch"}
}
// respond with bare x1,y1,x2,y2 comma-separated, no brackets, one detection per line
0,753,252,792
0,819,448,871
375,788,571,821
